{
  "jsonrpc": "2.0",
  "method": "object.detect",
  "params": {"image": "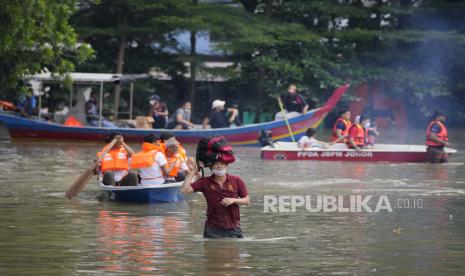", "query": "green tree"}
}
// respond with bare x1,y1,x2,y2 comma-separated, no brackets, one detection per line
0,0,93,92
